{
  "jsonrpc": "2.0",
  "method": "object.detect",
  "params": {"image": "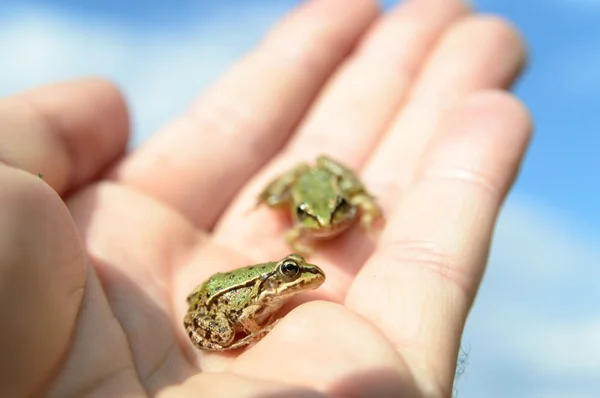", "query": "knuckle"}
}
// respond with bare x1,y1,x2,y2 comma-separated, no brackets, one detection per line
423,167,502,202
382,238,475,299
188,95,263,143
261,28,348,81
